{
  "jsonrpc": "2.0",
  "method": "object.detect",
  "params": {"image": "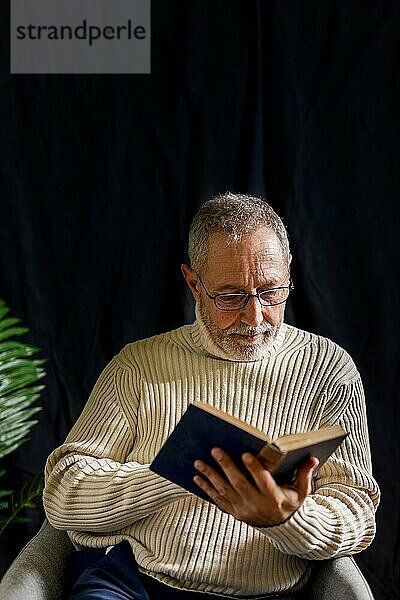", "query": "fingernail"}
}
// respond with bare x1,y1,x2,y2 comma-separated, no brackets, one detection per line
211,448,223,460
242,453,253,464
